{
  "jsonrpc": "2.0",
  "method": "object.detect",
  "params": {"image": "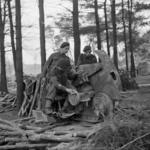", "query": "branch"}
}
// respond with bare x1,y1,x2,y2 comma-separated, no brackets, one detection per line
116,132,150,150
59,4,73,14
